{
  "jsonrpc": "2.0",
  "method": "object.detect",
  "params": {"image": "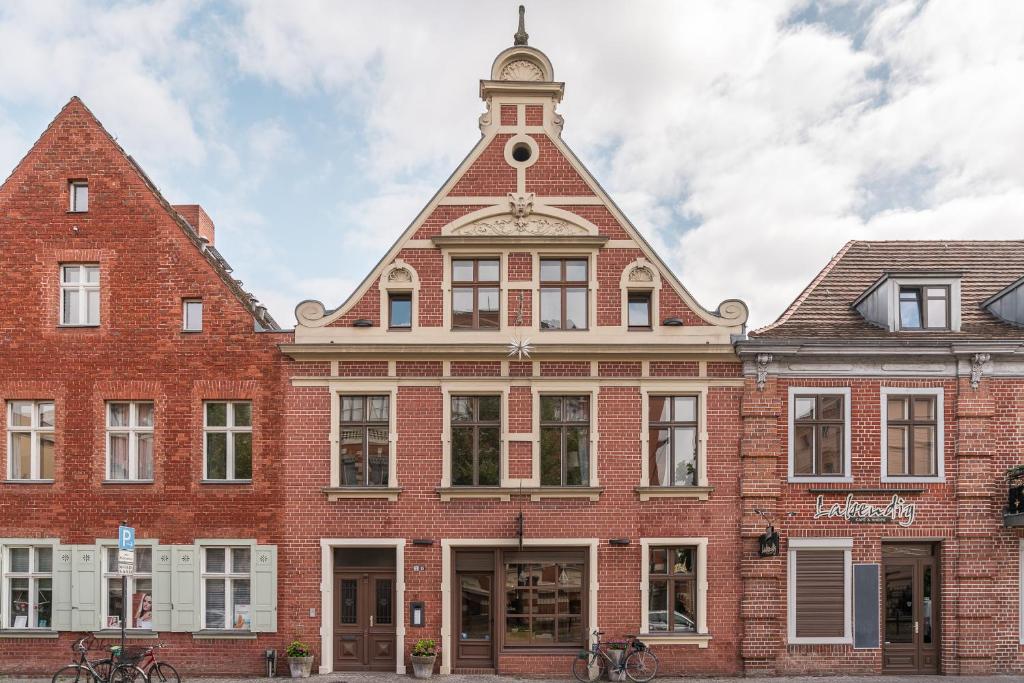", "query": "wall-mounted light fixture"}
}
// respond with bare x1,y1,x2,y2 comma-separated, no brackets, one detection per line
662,317,684,326
353,319,373,327
410,601,425,627
609,538,631,546
412,539,434,547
